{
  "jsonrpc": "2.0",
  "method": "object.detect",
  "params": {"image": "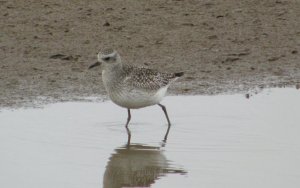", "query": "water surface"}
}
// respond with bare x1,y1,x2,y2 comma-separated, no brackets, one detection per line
0,88,300,188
